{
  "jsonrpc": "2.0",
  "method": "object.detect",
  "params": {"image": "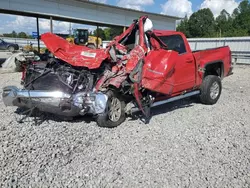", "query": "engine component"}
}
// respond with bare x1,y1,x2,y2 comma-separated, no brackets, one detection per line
24,60,95,94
